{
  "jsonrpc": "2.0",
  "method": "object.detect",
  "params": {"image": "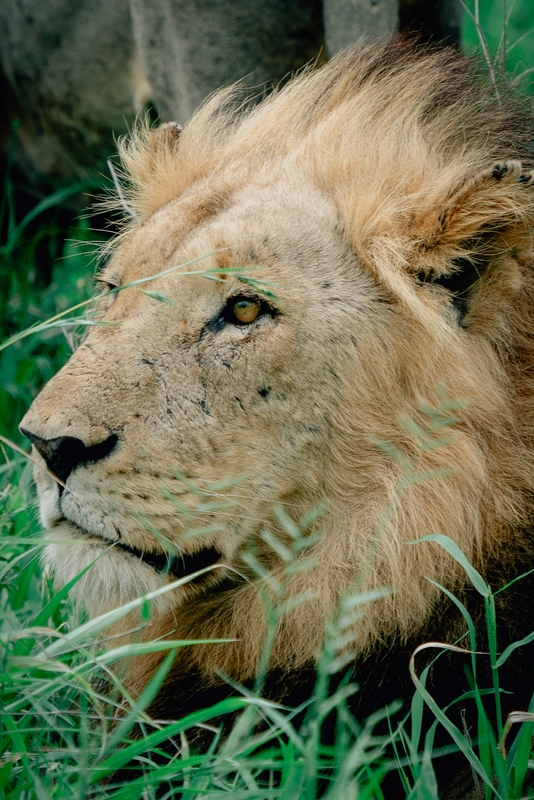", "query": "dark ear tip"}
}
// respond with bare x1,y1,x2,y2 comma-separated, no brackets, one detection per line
148,122,183,156
491,163,507,180
158,121,183,139
490,160,530,183
158,121,183,136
